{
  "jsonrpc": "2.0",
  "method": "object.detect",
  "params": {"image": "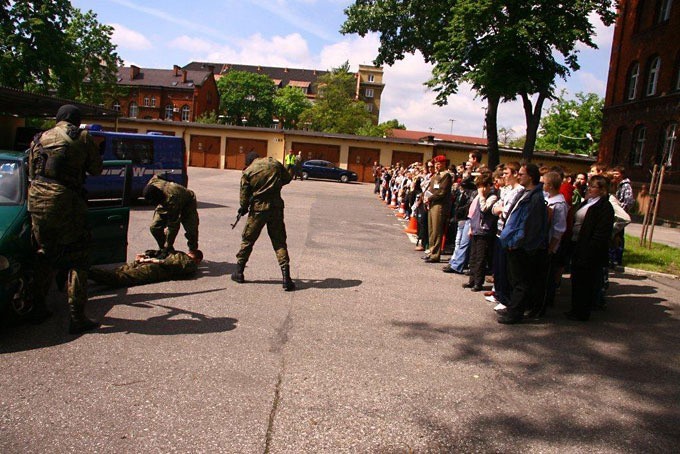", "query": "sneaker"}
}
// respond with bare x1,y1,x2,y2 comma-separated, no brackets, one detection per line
485,295,498,304
494,303,507,311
